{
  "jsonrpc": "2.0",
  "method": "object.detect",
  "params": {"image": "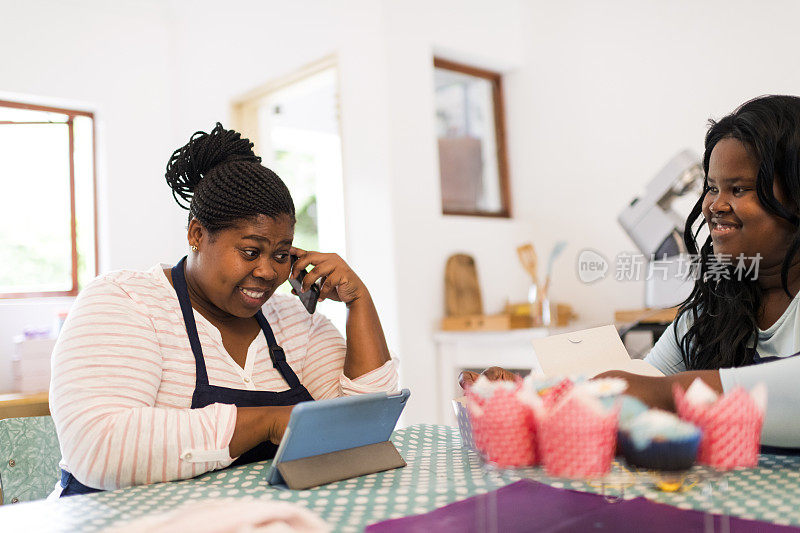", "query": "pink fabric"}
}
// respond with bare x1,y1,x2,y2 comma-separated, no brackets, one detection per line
50,265,398,490
113,499,329,533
